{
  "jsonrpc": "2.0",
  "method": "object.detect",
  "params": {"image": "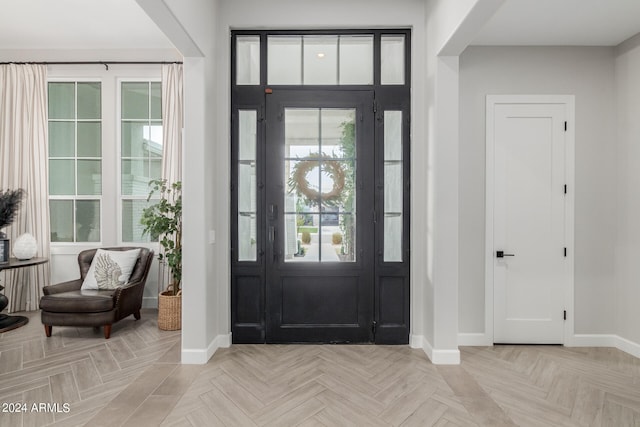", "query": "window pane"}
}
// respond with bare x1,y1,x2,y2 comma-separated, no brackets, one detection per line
121,121,147,157
384,214,402,262
236,35,261,85
238,163,256,213
49,83,75,120
385,163,402,212
286,213,319,262
49,121,75,157
76,200,100,242
381,35,405,85
77,122,101,157
121,159,150,196
303,36,338,85
77,160,102,195
49,159,75,195
321,109,354,158
122,199,156,242
121,82,149,119
150,159,162,181
238,110,257,261
77,82,101,119
384,111,403,262
148,122,163,157
239,110,257,161
268,36,302,85
285,109,319,158
50,200,74,242
238,212,257,261
150,82,162,120
384,111,403,160
339,35,373,85
340,214,357,261
286,159,320,209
